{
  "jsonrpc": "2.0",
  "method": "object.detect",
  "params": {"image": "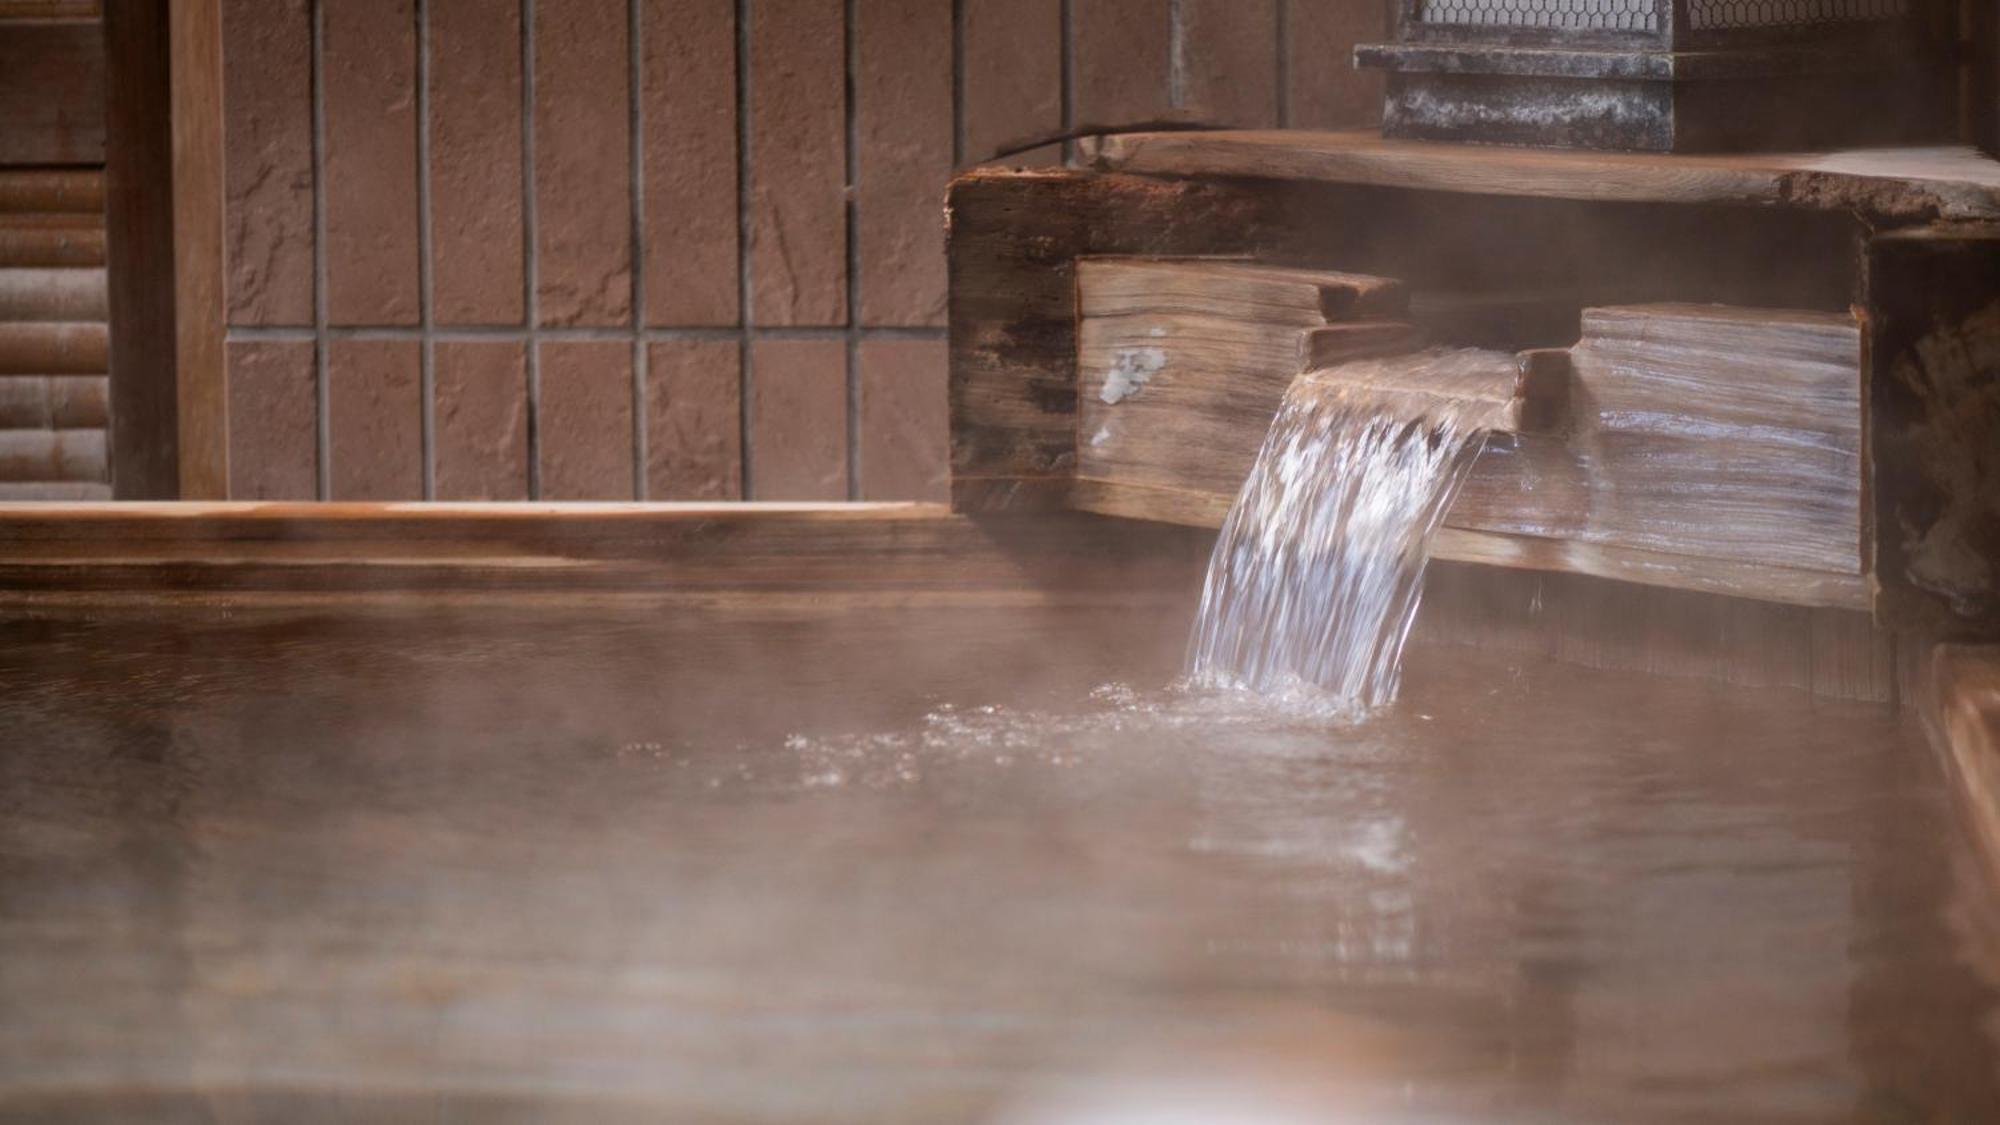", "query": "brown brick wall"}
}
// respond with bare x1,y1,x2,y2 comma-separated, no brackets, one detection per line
215,0,1384,500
